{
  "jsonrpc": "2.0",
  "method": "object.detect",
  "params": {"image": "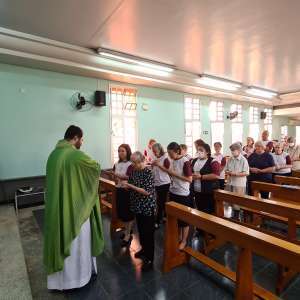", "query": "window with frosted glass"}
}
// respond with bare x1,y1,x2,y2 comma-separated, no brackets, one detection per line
184,96,201,156
210,101,224,146
264,108,273,139
249,106,260,141
110,86,137,163
230,104,243,143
